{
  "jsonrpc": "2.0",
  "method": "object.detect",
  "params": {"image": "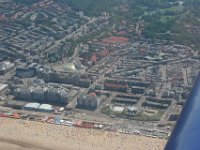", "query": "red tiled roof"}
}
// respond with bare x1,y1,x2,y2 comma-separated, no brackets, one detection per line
102,36,129,44
139,48,147,52
89,92,96,96
0,15,5,20
91,54,97,63
99,49,109,57
105,82,128,89
117,31,127,35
